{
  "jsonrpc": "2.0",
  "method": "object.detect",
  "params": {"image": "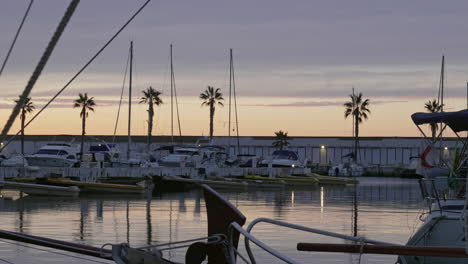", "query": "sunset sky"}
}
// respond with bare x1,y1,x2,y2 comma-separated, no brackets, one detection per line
0,0,467,137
